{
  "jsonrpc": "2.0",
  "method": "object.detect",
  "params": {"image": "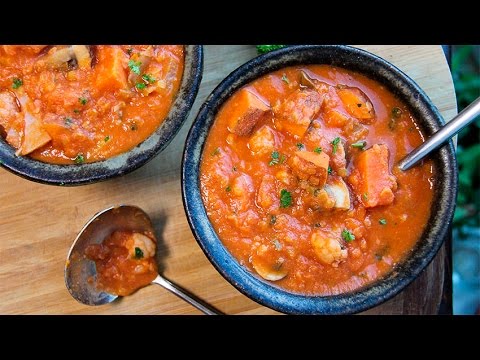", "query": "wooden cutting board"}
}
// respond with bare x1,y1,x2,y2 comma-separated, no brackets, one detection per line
0,45,457,314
